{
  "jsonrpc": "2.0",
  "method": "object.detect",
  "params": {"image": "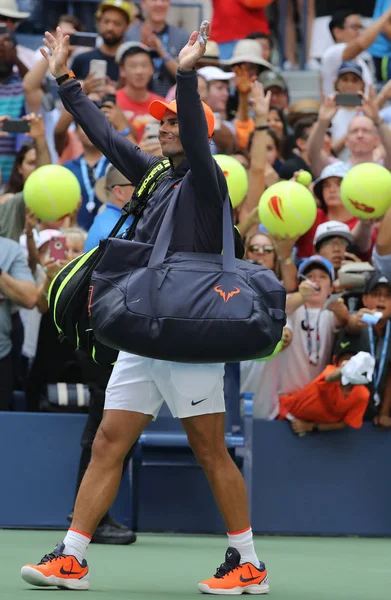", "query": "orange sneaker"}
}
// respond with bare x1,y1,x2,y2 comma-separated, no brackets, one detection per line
198,547,269,595
21,542,89,590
